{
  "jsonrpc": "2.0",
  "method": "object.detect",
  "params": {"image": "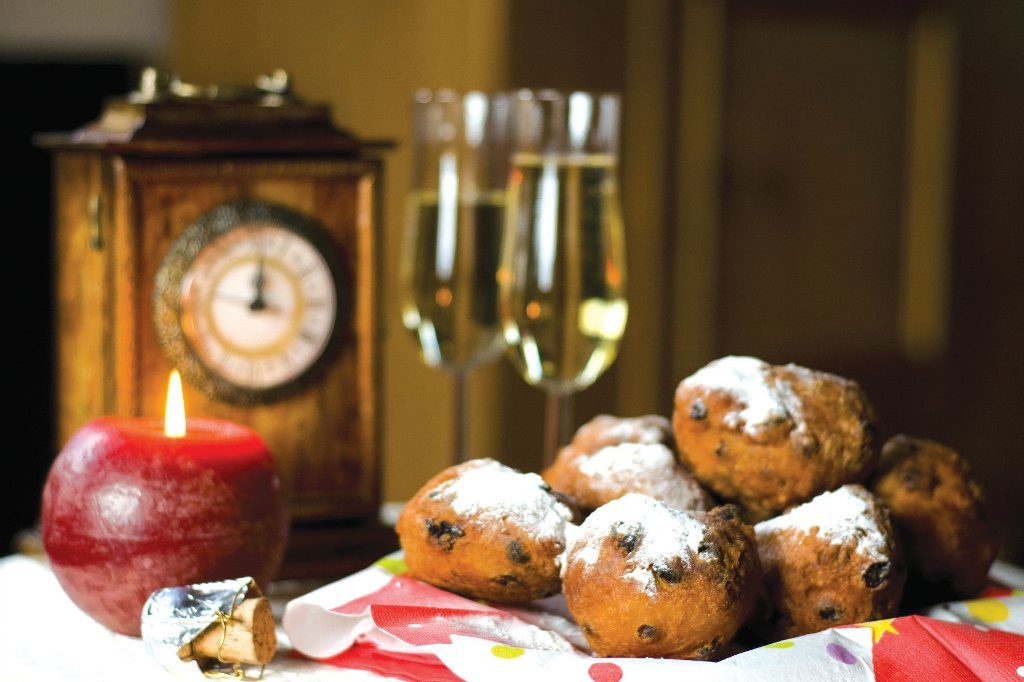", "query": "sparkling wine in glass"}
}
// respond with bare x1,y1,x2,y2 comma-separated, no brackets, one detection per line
400,90,512,464
499,90,627,465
